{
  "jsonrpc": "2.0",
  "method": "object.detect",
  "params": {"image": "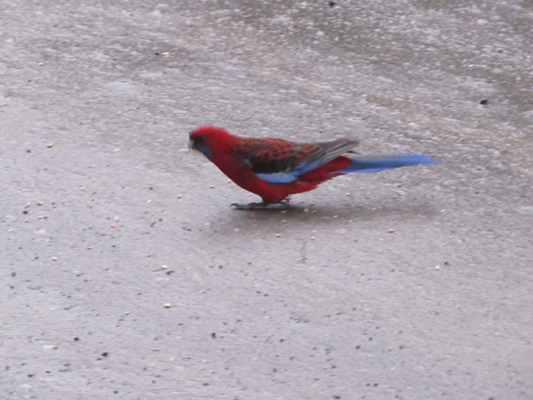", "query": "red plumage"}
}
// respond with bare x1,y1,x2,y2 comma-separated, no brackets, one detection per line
188,126,355,207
